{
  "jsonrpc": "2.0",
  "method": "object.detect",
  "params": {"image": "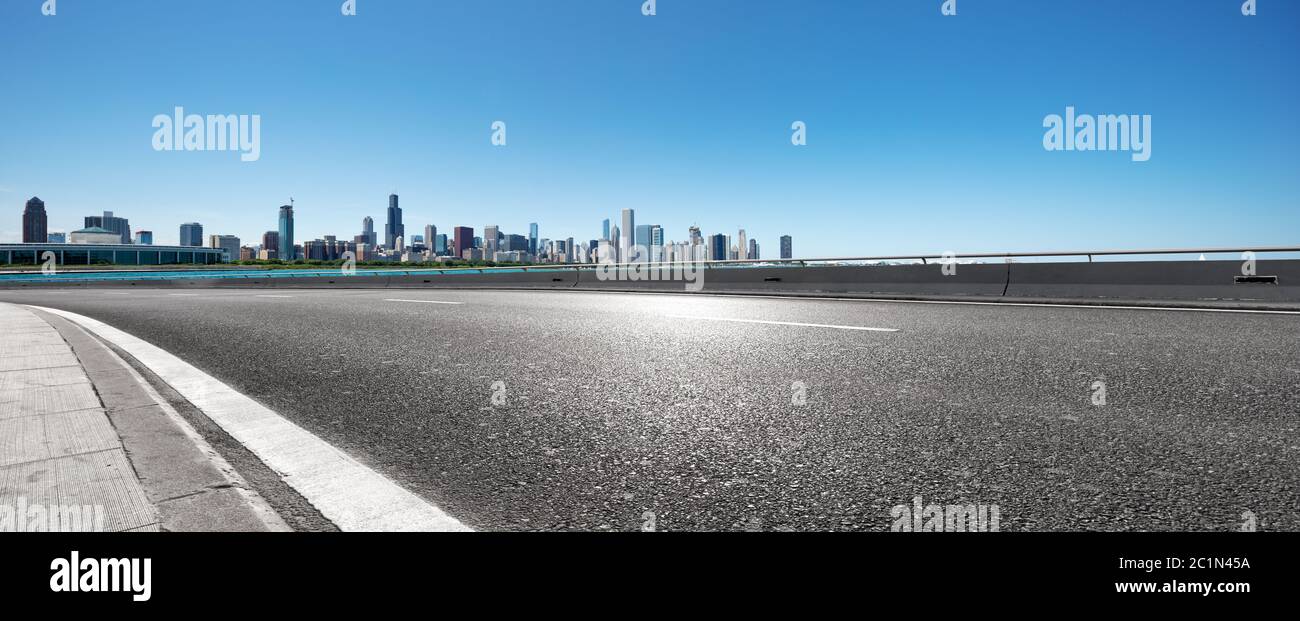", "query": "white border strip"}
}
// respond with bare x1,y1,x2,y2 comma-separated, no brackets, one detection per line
28,305,471,533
